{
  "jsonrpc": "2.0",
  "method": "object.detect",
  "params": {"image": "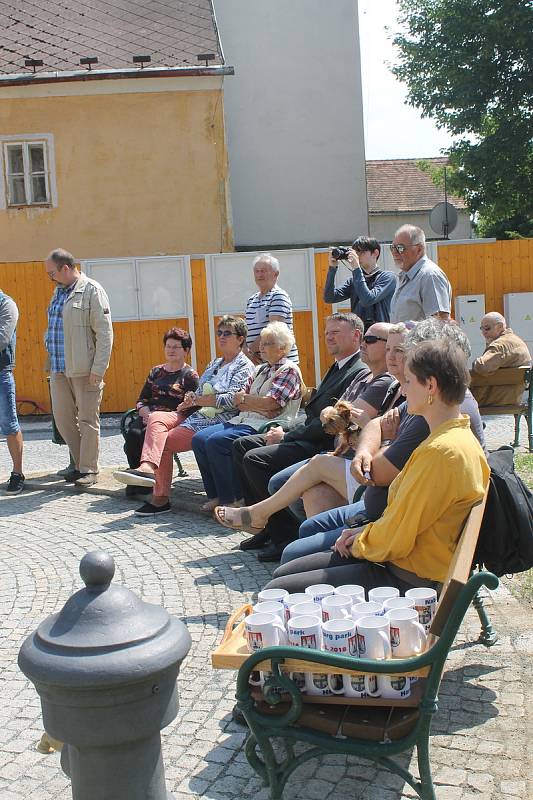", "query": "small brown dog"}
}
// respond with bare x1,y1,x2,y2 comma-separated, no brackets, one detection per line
321,399,361,455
